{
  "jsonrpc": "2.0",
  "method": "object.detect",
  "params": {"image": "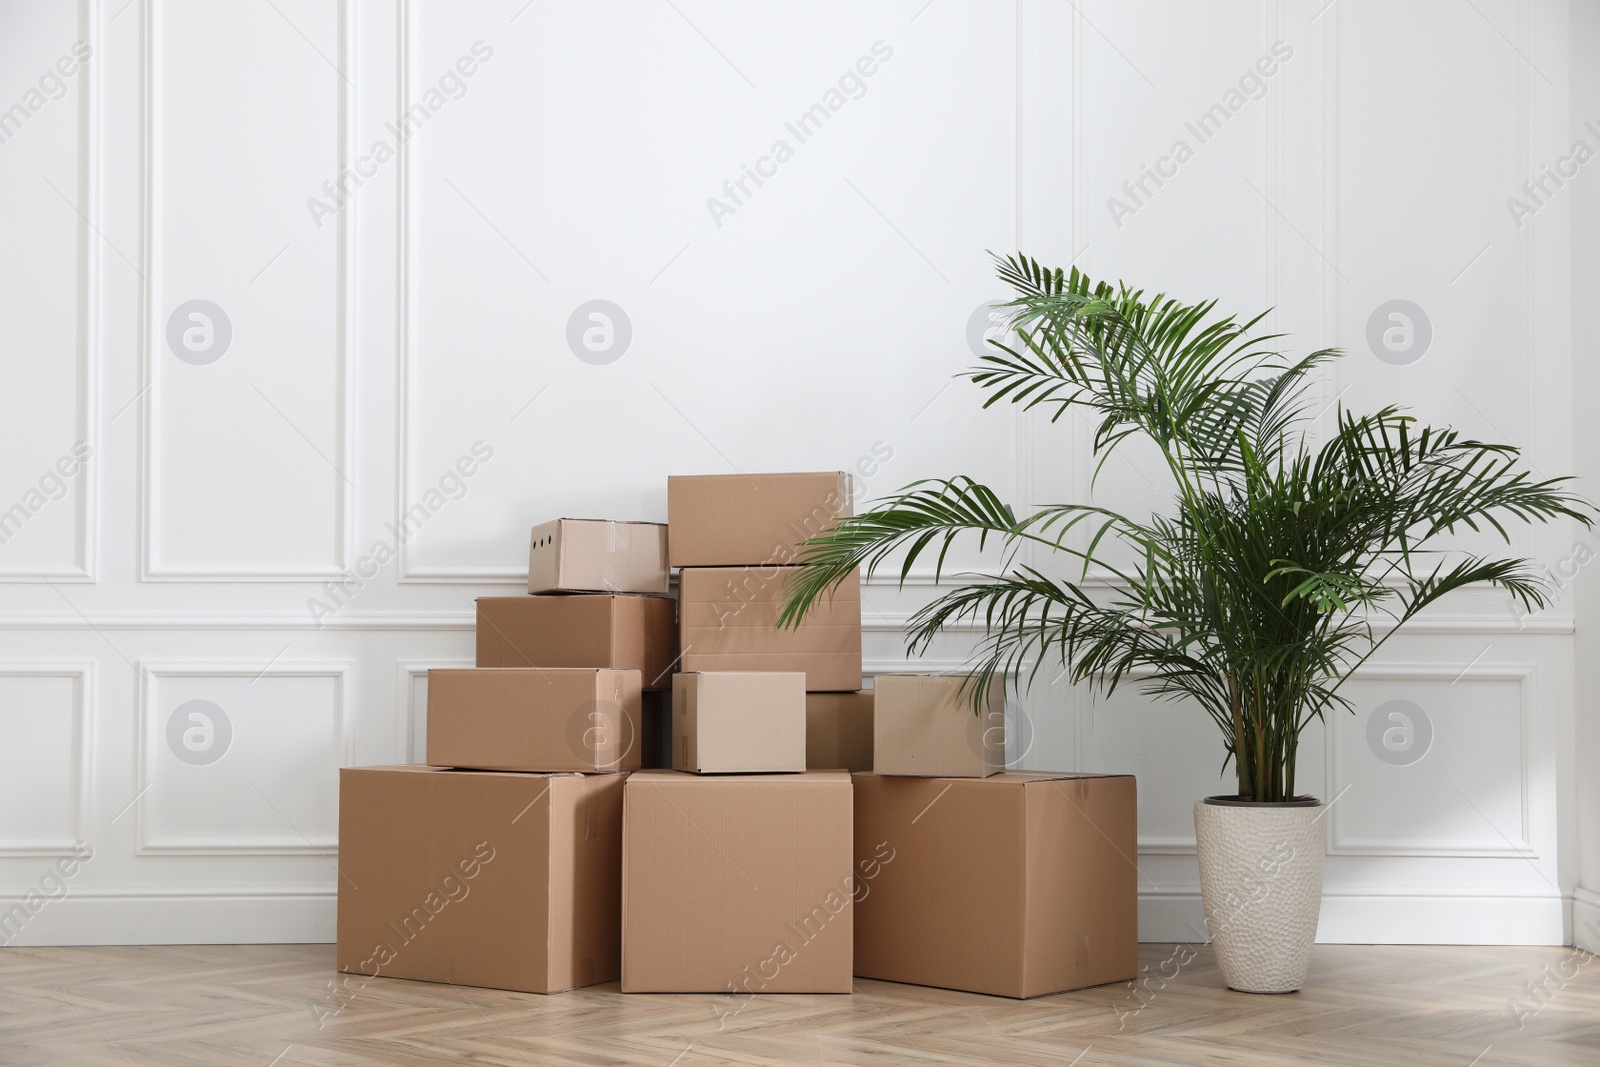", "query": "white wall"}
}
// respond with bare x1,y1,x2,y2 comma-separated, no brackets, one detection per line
0,0,1590,946
1568,0,1600,956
